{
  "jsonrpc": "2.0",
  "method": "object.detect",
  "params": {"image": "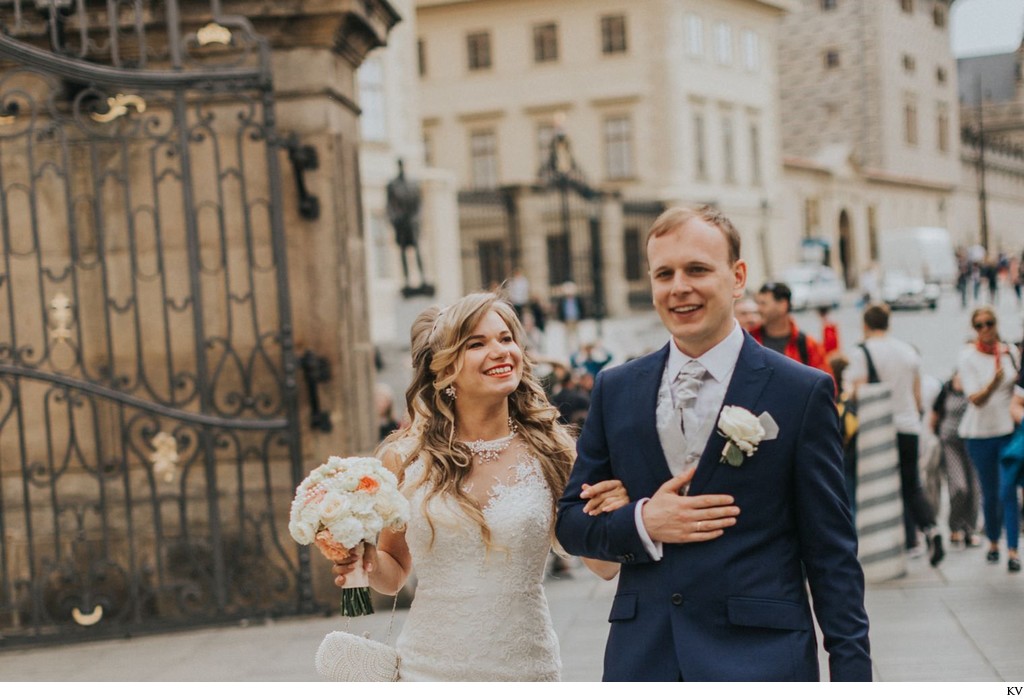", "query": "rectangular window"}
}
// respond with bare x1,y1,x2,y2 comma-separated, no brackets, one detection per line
417,38,427,77
600,14,627,54
604,115,634,180
933,4,946,27
623,227,643,281
547,233,571,287
357,56,386,142
741,30,759,71
686,14,704,57
902,54,916,72
469,129,498,188
536,123,555,173
478,240,506,290
936,66,947,84
821,0,837,9
467,31,492,71
937,102,949,152
722,115,735,183
824,49,840,69
422,129,434,167
900,0,914,14
804,198,820,238
714,22,733,65
533,23,559,63
904,99,918,145
749,122,762,185
693,112,707,180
